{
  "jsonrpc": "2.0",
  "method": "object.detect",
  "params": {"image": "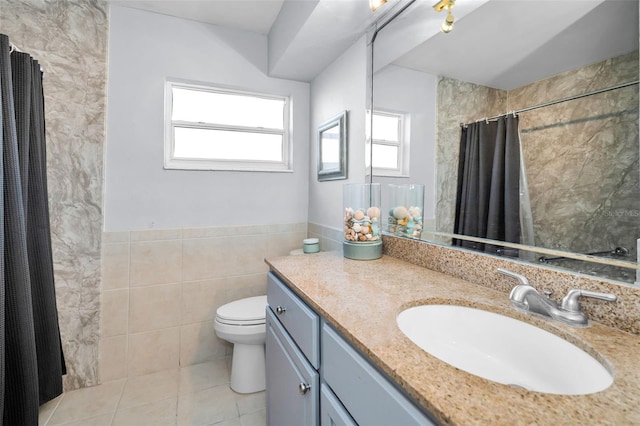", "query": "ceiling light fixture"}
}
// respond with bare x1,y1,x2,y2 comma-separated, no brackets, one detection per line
433,0,455,33
369,0,388,12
